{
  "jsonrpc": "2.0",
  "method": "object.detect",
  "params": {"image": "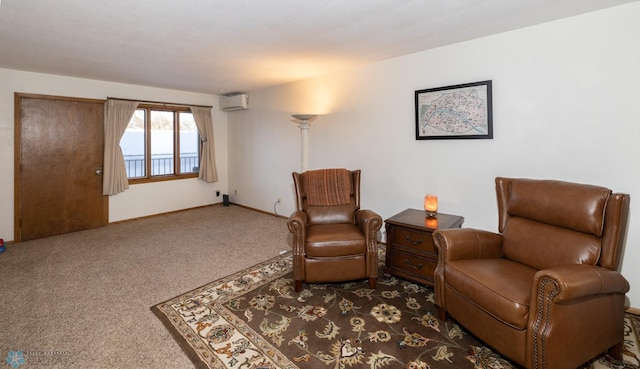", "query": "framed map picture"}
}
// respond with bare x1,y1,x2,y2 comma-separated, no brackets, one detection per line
415,80,492,140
